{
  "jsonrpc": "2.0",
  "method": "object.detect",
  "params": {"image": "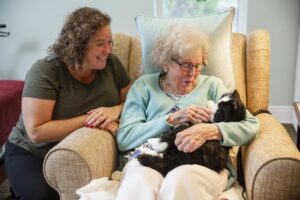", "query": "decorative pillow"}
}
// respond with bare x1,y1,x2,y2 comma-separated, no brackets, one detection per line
135,7,235,90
